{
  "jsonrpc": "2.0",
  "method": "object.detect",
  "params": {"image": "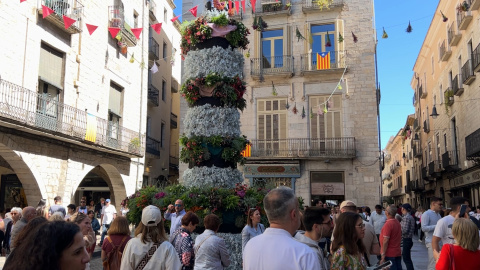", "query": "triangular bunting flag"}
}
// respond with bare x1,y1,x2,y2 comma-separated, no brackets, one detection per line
382,27,388,39
151,23,162,34
150,62,159,74
406,21,413,33
20,0,27,3
86,24,98,35
229,0,232,11
131,28,142,39
241,0,246,12
235,1,240,14
42,5,55,19
63,16,76,29
171,15,180,23
251,0,256,13
108,28,121,39
130,53,135,63
189,6,198,17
